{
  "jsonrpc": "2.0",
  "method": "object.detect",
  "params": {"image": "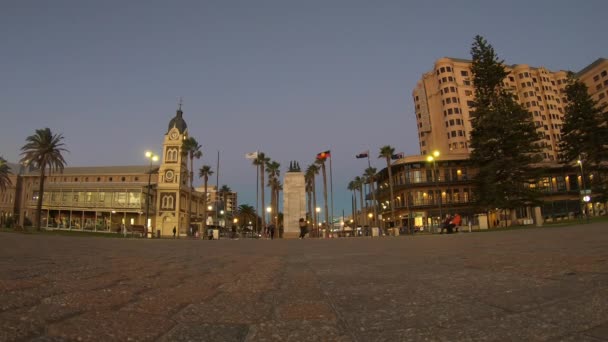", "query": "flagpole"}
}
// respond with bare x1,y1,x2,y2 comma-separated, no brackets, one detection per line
215,150,220,228
255,159,259,238
329,153,334,235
